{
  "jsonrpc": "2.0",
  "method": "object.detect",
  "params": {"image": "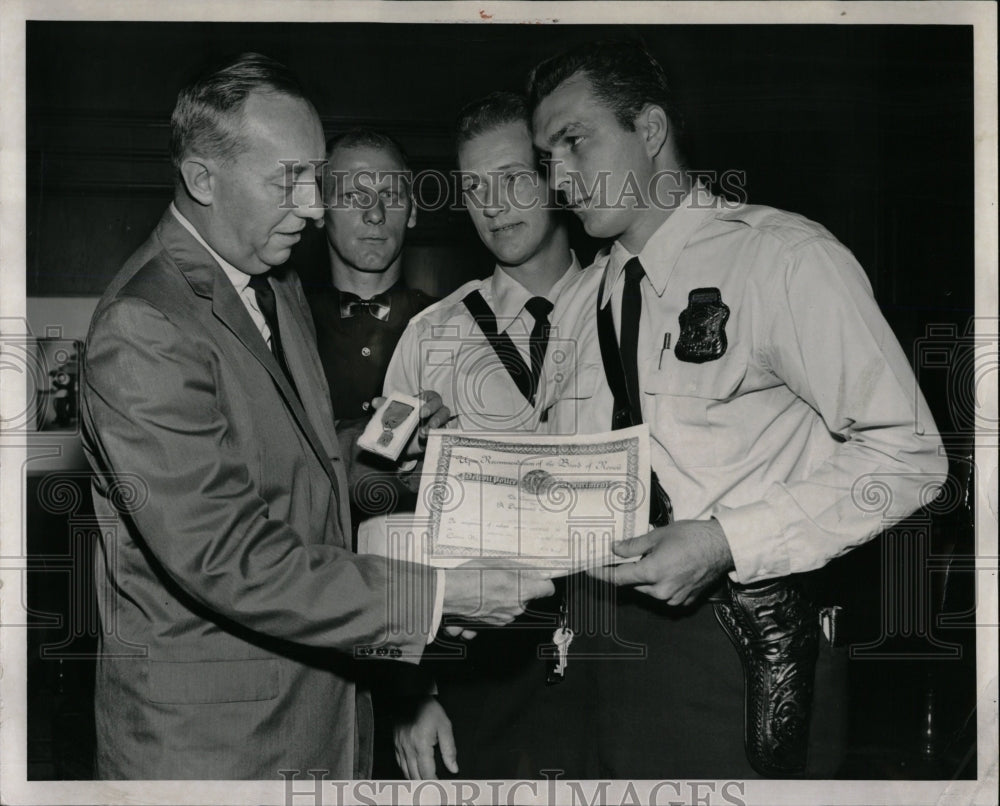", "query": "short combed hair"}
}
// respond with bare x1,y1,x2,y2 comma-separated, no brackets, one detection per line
527,39,684,139
169,52,307,172
325,129,411,173
453,91,530,155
